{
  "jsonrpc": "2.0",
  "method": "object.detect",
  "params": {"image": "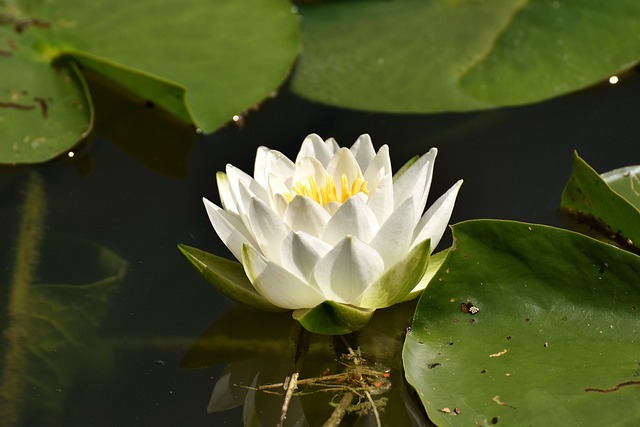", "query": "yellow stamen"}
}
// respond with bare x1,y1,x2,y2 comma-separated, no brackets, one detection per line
340,175,350,203
283,174,369,206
